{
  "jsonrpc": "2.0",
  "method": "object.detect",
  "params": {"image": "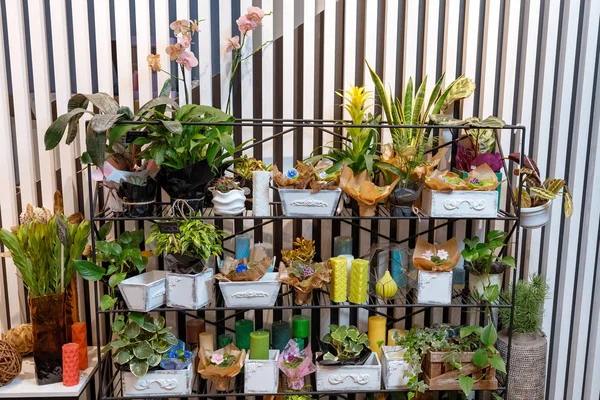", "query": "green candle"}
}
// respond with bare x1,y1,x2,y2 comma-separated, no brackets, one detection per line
256,328,271,345
235,319,254,351
292,315,310,349
292,337,305,351
218,333,233,348
272,321,291,351
250,331,270,360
